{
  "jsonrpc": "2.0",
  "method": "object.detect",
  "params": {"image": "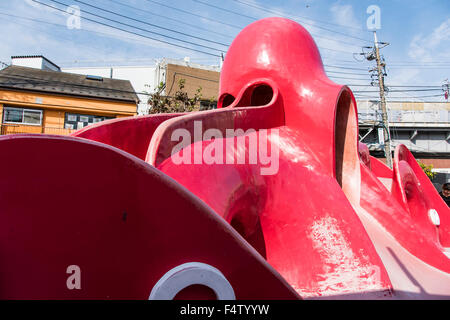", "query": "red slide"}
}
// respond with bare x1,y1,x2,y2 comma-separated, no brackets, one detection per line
0,18,448,299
